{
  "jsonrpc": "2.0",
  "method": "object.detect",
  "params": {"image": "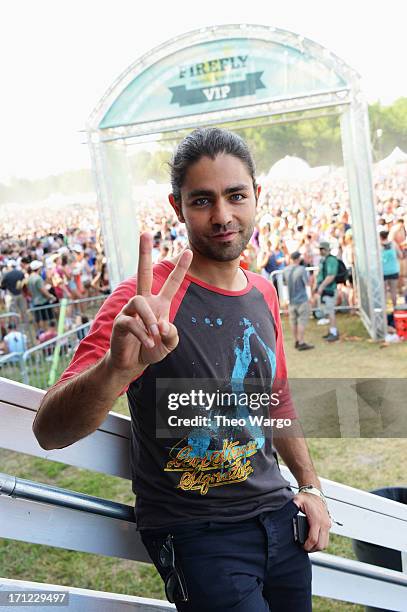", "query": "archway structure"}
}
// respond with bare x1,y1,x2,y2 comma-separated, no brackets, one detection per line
87,24,386,340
